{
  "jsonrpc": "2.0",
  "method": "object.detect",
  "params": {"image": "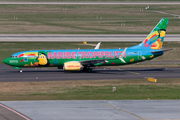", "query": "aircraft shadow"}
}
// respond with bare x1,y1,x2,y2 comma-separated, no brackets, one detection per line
5,68,166,74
